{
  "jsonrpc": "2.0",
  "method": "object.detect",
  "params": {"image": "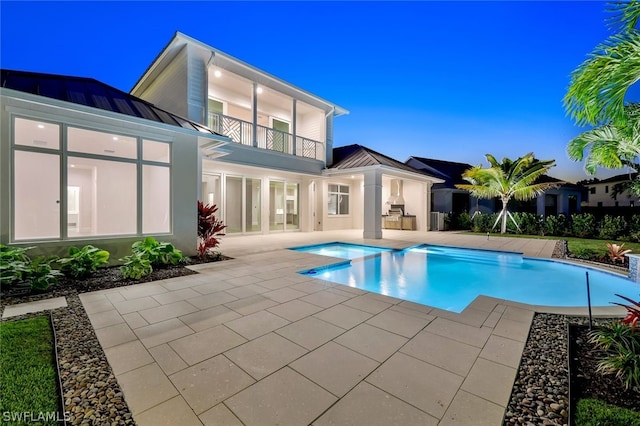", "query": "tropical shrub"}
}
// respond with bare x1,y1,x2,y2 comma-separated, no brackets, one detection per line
0,244,33,287
599,215,628,240
575,399,640,426
513,212,543,235
131,237,184,267
572,213,597,238
544,214,570,236
589,320,640,391
613,294,640,328
57,245,110,279
25,256,62,291
119,254,152,280
197,201,226,259
472,213,496,233
604,243,632,263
